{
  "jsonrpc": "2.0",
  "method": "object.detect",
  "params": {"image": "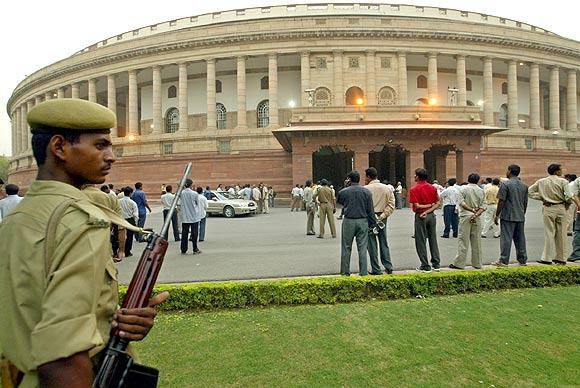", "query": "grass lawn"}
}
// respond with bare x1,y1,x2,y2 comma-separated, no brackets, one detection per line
135,286,580,387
